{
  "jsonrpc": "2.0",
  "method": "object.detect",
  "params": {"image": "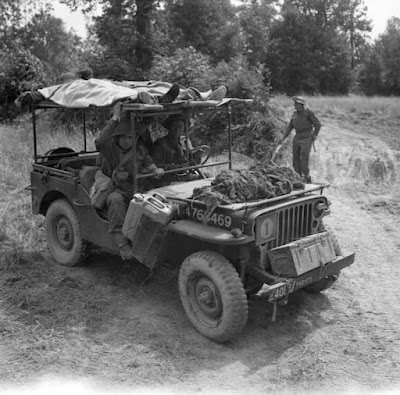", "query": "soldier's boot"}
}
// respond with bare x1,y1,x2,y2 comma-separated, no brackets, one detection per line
305,175,312,184
114,233,135,260
207,85,227,101
159,83,180,104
